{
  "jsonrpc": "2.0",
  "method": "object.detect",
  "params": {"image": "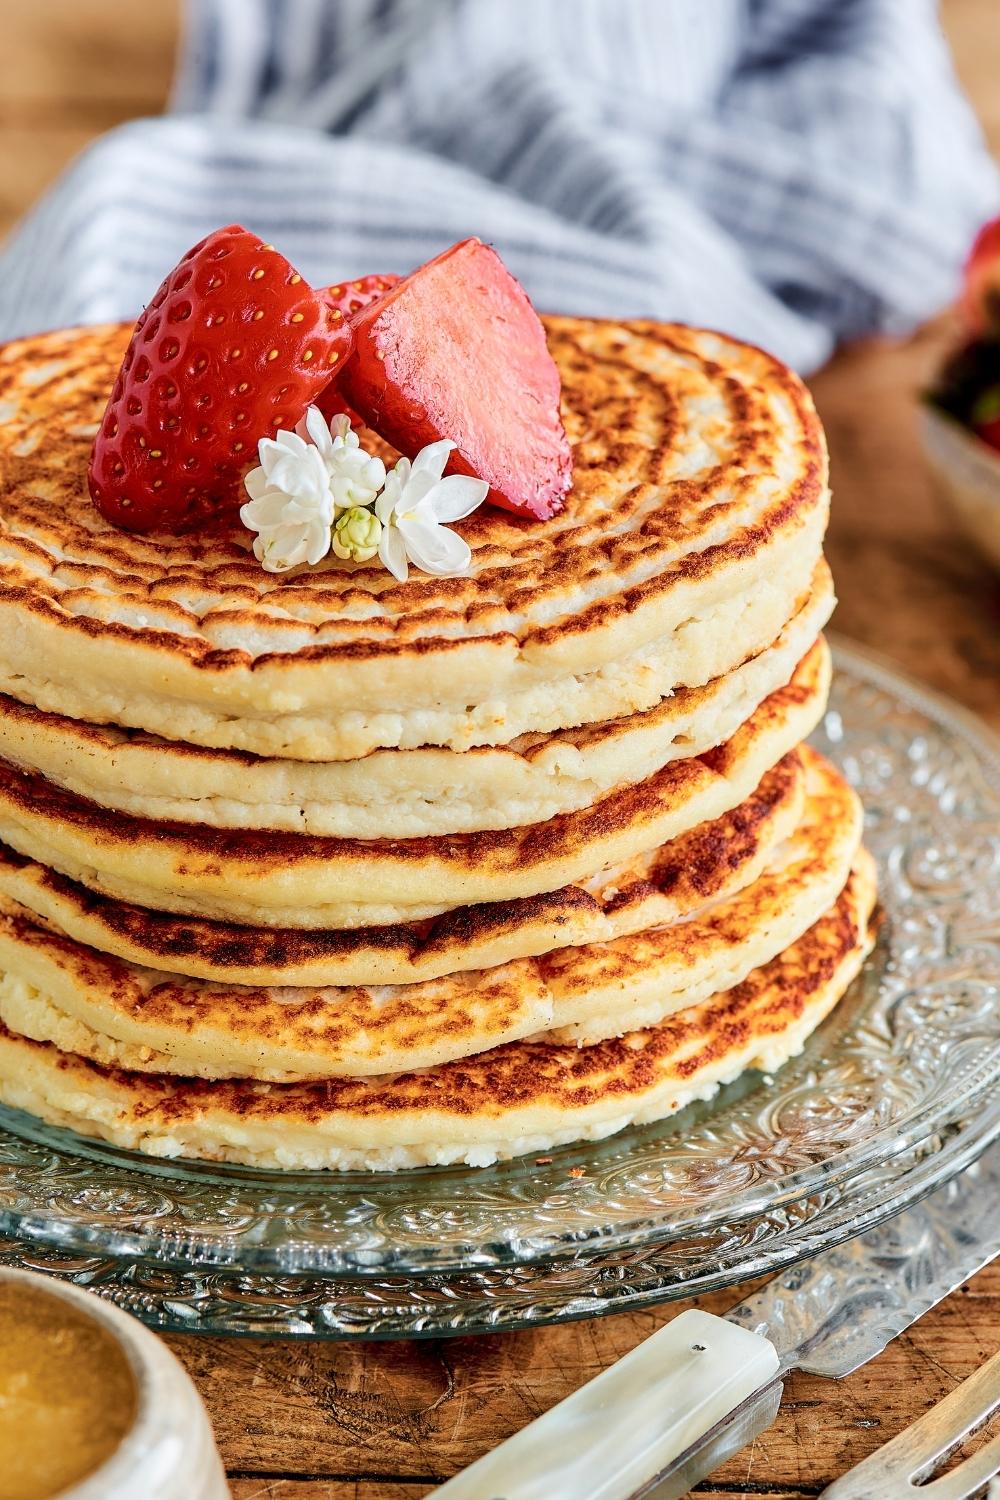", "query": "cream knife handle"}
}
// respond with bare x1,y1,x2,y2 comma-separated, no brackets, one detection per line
432,1309,780,1500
